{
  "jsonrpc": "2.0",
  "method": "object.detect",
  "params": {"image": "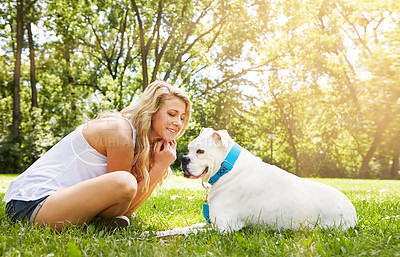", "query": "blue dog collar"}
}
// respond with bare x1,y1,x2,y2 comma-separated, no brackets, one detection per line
203,142,242,223
208,143,242,185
